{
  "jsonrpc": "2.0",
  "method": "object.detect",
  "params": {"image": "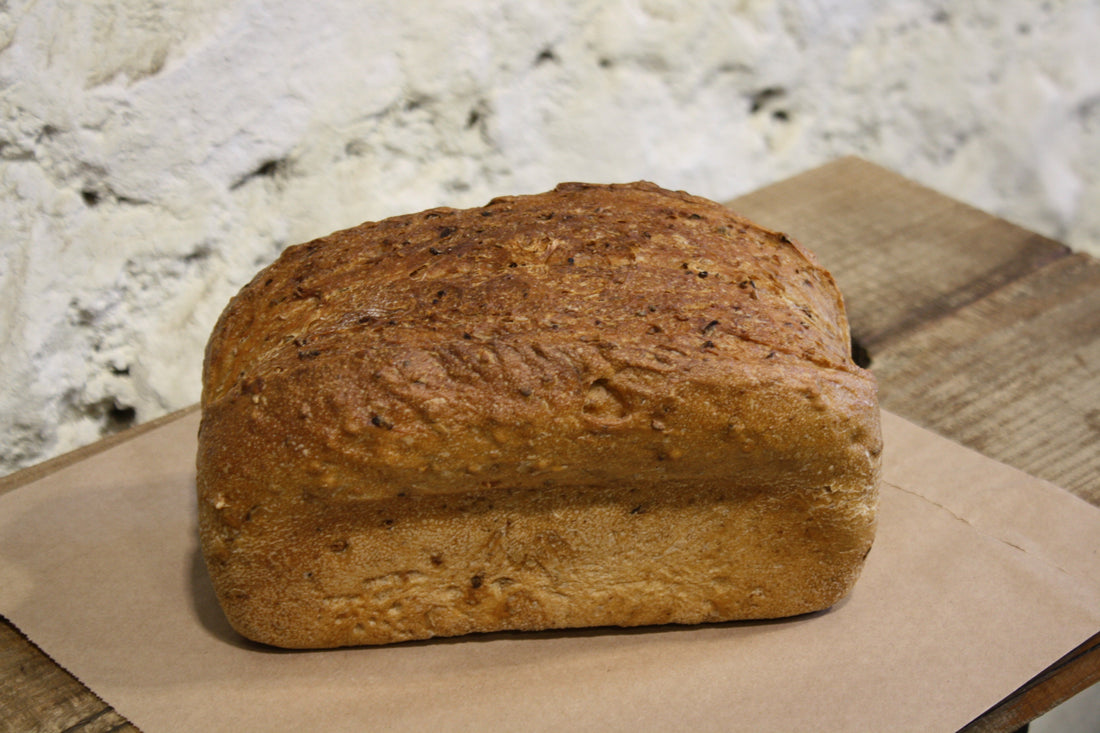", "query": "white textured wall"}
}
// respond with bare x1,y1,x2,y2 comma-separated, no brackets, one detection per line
2,0,1099,475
